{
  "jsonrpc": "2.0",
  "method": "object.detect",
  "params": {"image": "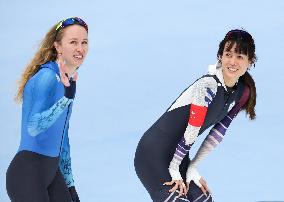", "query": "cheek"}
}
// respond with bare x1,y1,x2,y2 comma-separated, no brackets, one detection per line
238,64,249,75
220,58,229,67
62,45,74,55
240,60,250,70
84,45,89,53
